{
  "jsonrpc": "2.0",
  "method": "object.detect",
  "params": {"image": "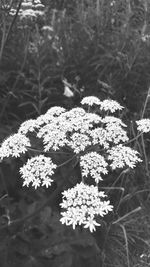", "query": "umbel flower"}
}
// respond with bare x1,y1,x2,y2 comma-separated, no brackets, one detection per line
81,96,101,106
18,119,37,135
67,133,91,153
136,119,150,133
20,155,57,189
100,99,123,113
0,95,144,232
0,133,30,160
80,152,108,183
108,144,142,170
60,182,113,232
